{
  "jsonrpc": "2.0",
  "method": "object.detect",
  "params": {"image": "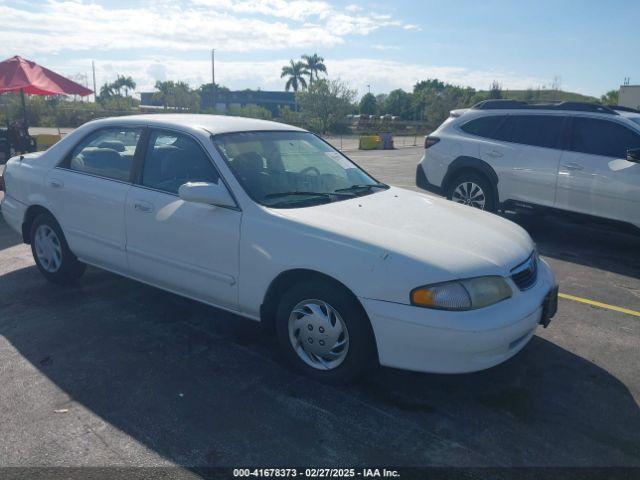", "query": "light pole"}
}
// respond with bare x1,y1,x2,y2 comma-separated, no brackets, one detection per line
211,49,216,110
